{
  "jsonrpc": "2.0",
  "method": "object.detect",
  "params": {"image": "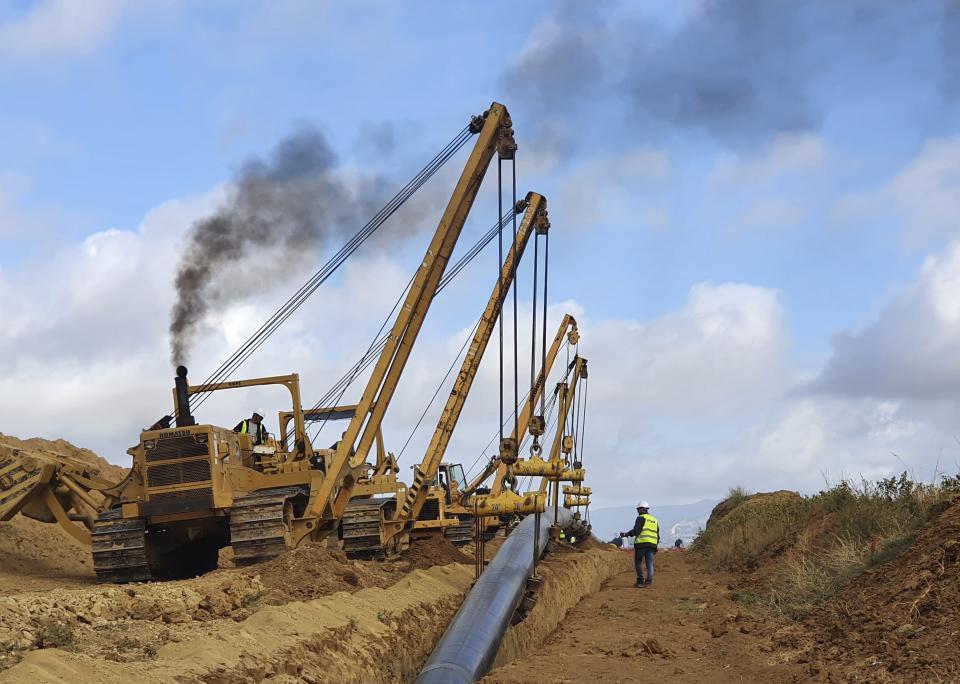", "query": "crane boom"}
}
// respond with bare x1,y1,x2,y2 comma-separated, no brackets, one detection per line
466,314,579,499
392,192,549,530
306,102,516,527
540,355,588,496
